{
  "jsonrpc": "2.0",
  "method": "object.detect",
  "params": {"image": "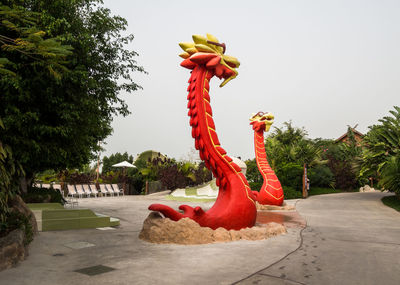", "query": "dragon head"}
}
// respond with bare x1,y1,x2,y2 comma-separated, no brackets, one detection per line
249,112,274,132
179,34,240,87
